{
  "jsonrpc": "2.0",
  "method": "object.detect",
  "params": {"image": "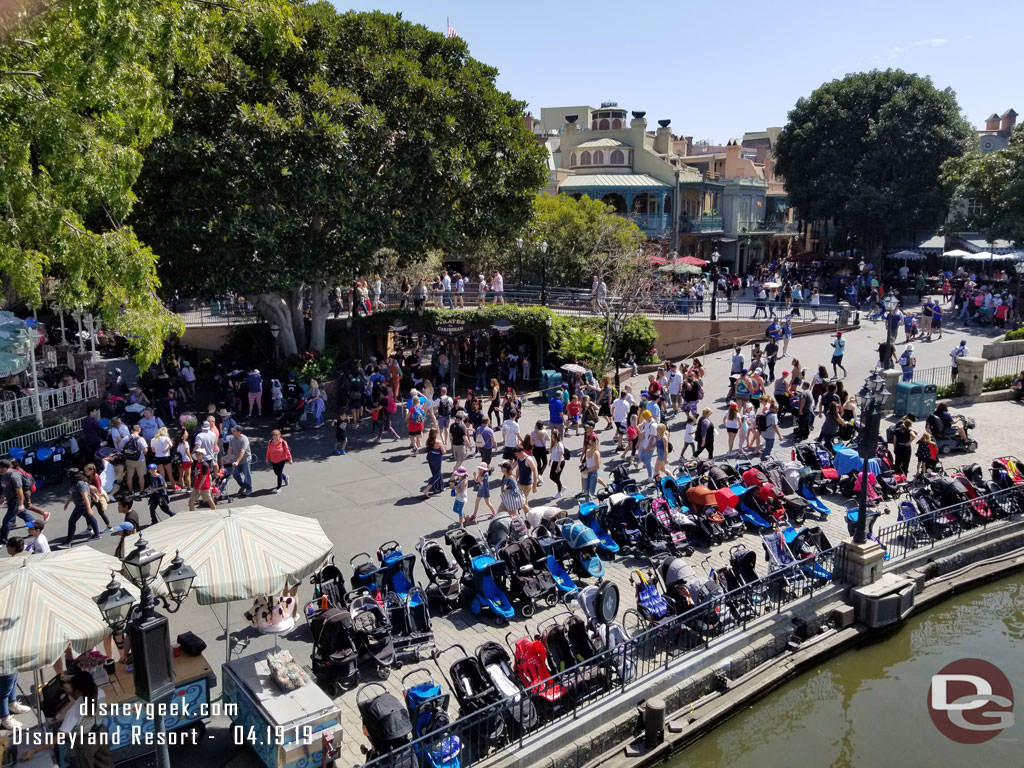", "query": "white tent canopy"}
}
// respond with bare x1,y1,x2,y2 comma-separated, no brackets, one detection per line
941,249,972,258
887,250,925,261
961,251,1019,262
